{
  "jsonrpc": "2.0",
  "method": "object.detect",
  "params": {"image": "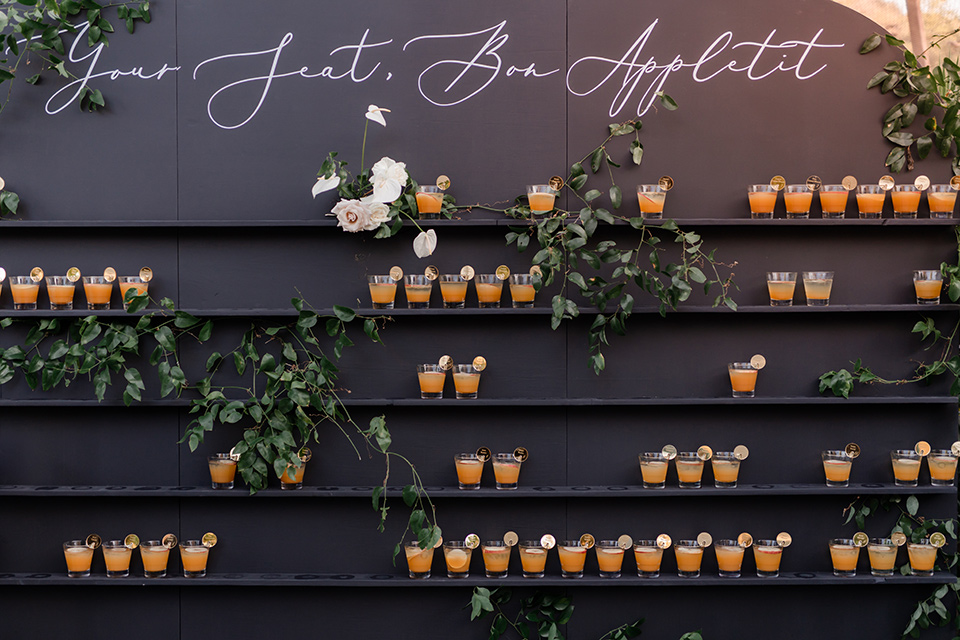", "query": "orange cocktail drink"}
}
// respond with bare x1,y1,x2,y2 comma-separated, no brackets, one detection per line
417,364,446,399
527,185,558,212
821,451,852,487
46,276,76,310
482,541,511,578
558,542,587,578
119,276,149,310
454,453,484,489
140,541,171,578
415,186,443,219
674,541,704,578
439,275,468,309
102,541,132,577
519,542,548,578
818,185,848,218
82,276,113,310
892,185,922,218
633,541,663,577
913,270,942,305
404,541,435,579
868,538,897,576
802,271,834,306
10,276,39,310
711,452,741,488
907,541,936,576
891,450,921,486
404,274,433,309
492,453,522,490
829,539,860,577
180,541,210,577
676,452,705,489
208,454,237,489
280,460,306,490
639,452,668,488
596,541,625,578
475,275,503,308
509,273,536,308
747,185,777,219
367,275,397,310
443,541,472,578
855,185,886,219
928,450,958,486
728,363,758,398
784,185,812,218
453,364,481,399
637,185,667,219
927,185,957,219
766,271,797,306
715,540,745,577
63,541,94,577
753,541,782,577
